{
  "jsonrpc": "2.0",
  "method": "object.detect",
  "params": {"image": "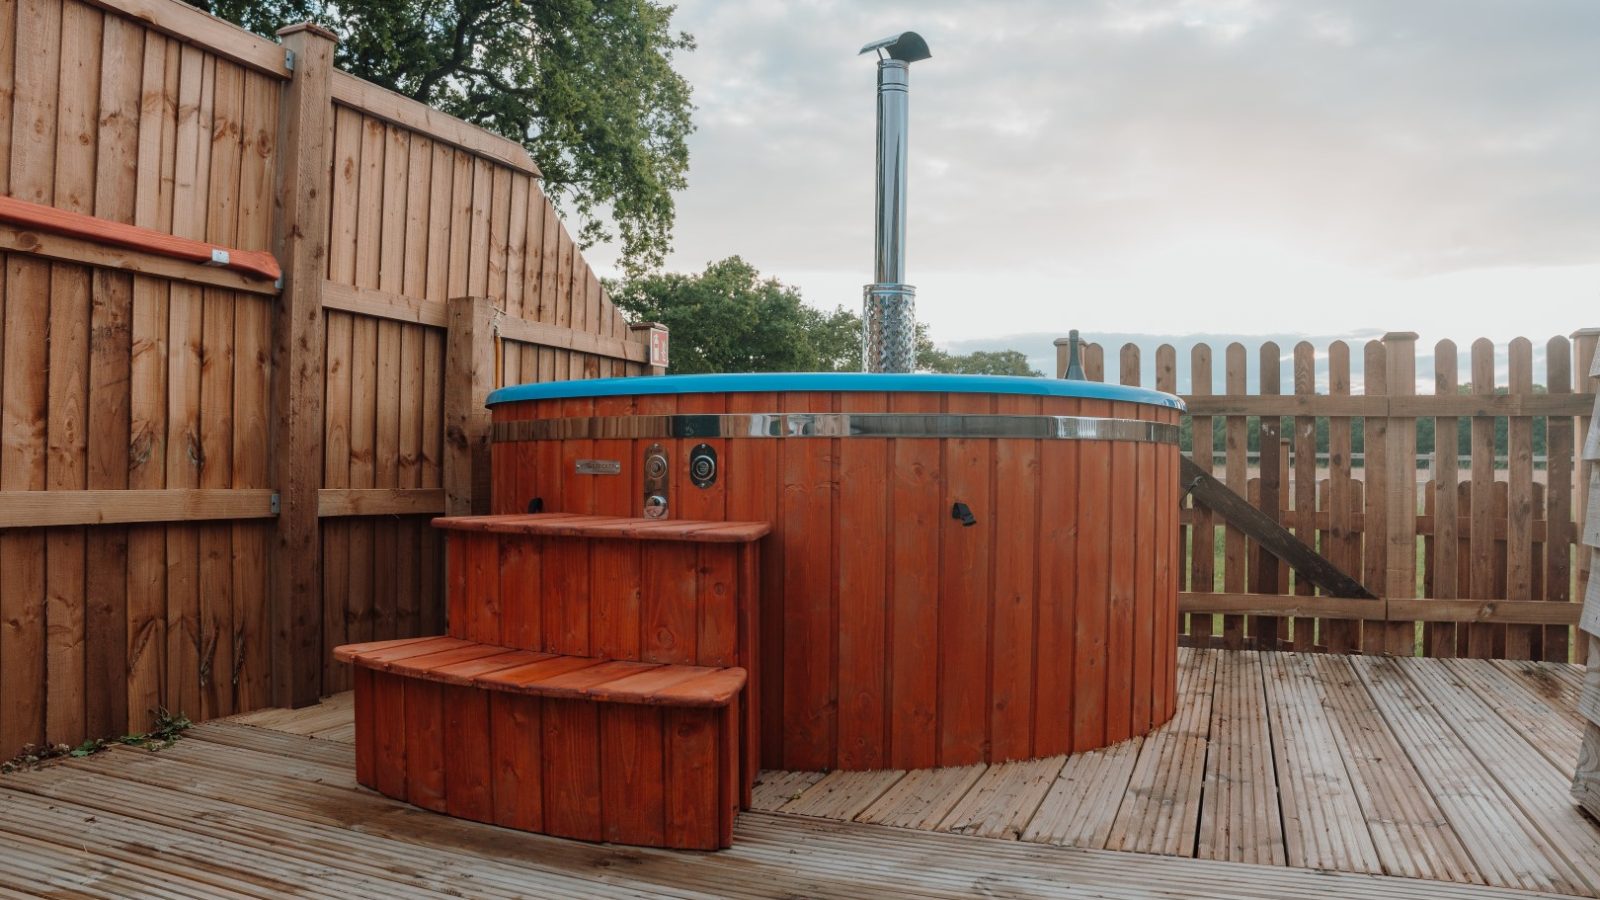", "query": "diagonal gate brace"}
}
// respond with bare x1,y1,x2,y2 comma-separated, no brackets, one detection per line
1180,456,1376,600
